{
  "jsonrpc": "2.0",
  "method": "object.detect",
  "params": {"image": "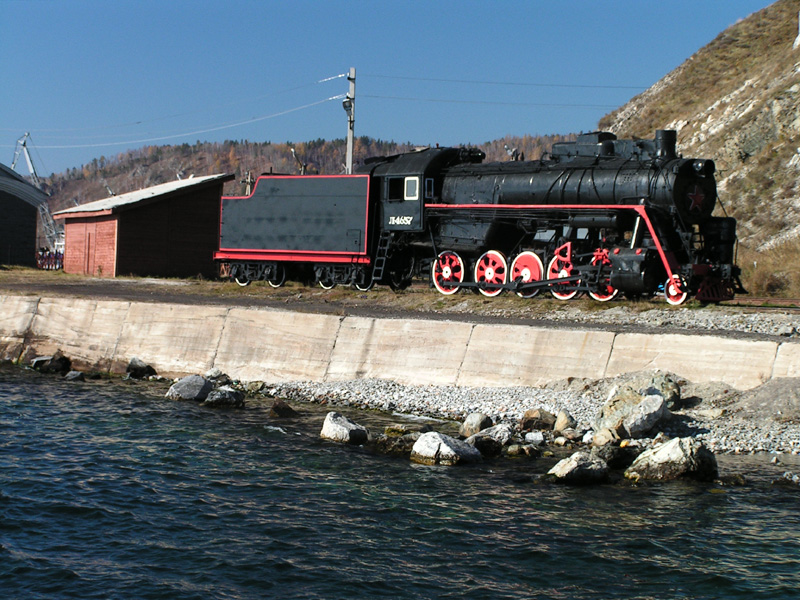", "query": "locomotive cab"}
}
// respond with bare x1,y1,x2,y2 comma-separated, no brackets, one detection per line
382,173,426,231
359,147,485,233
